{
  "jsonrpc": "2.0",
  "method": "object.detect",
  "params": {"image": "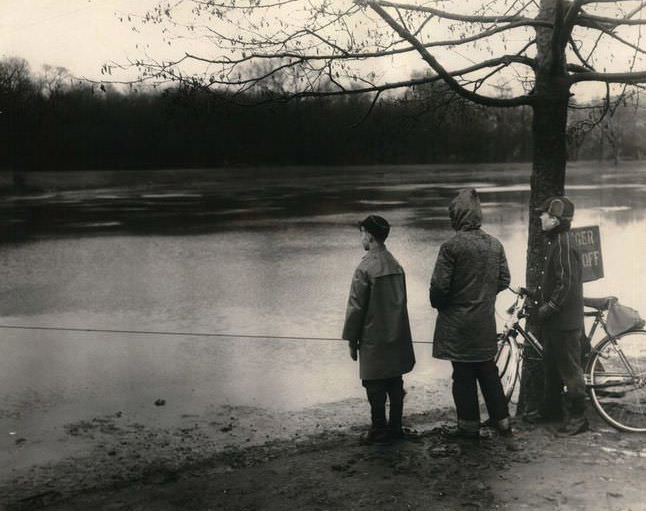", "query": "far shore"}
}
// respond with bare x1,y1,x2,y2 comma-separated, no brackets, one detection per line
3,160,640,192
